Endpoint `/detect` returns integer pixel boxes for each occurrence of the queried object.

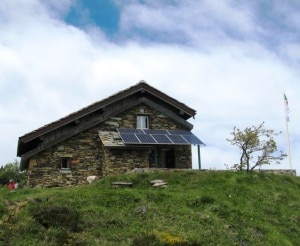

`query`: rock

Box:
[105,121,120,127]
[111,181,133,188]
[152,182,167,187]
[150,179,165,184]
[87,175,98,184]
[150,179,167,188]
[134,205,147,216]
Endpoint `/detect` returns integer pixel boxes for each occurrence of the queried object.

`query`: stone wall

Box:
[102,148,152,176]
[27,103,193,187]
[117,103,185,130]
[174,145,192,168]
[27,126,103,187]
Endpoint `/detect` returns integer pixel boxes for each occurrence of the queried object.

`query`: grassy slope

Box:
[0,171,299,245]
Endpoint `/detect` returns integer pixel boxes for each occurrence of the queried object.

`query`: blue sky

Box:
[65,0,120,35]
[0,0,299,174]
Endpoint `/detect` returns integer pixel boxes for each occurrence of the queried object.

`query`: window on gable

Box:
[61,158,70,169]
[136,115,149,129]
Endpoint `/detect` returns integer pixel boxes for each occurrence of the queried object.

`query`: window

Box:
[136,115,149,129]
[61,158,70,169]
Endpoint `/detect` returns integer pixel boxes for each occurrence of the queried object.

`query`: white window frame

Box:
[136,115,149,129]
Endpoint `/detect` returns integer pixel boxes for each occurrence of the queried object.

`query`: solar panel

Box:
[152,134,172,144]
[144,129,168,135]
[117,128,204,145]
[120,133,140,144]
[118,128,144,134]
[182,135,204,145]
[168,135,189,144]
[118,128,133,133]
[168,130,193,135]
[136,133,157,144]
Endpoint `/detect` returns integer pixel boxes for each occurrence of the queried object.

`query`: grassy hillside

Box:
[0,171,299,245]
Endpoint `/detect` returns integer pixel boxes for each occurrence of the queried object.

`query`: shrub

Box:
[30,205,80,232]
[0,160,27,186]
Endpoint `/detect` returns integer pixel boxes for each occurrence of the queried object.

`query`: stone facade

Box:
[102,148,152,176]
[26,104,192,187]
[27,126,103,187]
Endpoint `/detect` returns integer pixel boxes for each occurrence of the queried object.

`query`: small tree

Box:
[0,159,27,186]
[227,122,286,172]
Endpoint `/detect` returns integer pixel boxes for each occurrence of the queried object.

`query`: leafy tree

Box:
[227,122,286,172]
[0,159,27,186]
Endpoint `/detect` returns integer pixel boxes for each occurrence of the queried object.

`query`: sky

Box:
[0,0,299,175]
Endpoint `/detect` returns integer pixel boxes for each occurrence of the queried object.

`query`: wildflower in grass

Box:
[155,231,187,245]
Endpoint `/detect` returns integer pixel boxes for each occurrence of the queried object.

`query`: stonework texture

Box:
[26,104,193,187]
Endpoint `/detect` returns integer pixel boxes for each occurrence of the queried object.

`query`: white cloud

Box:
[0,0,299,175]
[118,0,261,47]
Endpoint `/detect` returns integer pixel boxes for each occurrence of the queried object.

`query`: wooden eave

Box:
[17,81,196,157]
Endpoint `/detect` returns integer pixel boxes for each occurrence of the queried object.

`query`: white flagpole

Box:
[284,94,292,169]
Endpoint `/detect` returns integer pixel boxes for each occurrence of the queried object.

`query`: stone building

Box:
[17,81,204,187]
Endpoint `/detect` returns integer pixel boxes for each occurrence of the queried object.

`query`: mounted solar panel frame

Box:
[117,128,204,146]
[118,128,144,134]
[182,134,204,145]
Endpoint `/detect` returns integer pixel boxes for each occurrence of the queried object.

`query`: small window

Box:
[136,115,149,129]
[61,158,70,169]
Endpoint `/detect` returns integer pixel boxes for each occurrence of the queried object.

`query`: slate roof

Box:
[98,131,125,147]
[17,81,197,158]
[18,81,196,144]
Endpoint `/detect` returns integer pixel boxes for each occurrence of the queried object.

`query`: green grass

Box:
[0,171,299,245]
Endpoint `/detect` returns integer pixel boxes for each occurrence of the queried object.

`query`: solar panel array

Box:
[117,128,203,145]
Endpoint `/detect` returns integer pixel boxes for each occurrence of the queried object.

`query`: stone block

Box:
[105,121,120,127]
[57,146,65,151]
[110,117,122,121]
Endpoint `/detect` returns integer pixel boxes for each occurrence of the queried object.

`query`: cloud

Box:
[117,0,300,69]
[117,0,259,46]
[0,0,299,175]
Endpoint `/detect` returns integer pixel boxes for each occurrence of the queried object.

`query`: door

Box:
[165,149,175,168]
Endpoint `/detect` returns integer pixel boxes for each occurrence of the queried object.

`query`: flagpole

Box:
[285,116,292,169]
[284,94,292,169]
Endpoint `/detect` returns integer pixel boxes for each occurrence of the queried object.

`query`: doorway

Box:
[165,149,175,168]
